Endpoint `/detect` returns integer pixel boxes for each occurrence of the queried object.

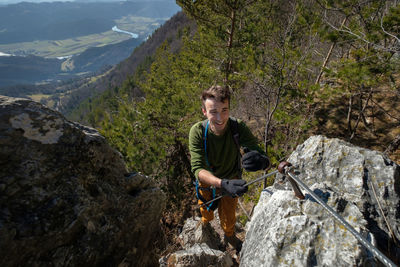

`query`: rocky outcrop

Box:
[165,243,233,267]
[160,217,233,267]
[0,96,166,266]
[241,135,400,266]
[178,217,222,250]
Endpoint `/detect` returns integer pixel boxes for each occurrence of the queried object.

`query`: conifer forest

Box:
[72,0,400,241]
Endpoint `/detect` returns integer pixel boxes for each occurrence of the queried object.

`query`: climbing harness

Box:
[280,165,397,267]
[195,180,219,211]
[203,120,211,168]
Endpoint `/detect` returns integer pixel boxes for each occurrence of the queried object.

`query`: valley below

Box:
[0,0,180,90]
[0,16,158,58]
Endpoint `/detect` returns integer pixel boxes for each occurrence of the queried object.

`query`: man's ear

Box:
[202,108,207,117]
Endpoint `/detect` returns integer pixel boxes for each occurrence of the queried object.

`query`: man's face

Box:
[202,98,230,136]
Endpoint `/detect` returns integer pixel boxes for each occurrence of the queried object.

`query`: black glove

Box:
[221,179,248,197]
[242,148,270,172]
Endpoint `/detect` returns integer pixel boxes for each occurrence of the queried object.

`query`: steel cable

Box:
[285,168,397,267]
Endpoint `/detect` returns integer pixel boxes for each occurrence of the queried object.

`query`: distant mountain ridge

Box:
[61,11,194,116]
[0,11,194,115]
[68,37,143,73]
[0,37,143,88]
[0,0,181,88]
[0,1,180,44]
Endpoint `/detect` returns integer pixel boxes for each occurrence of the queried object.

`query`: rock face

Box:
[0,96,166,266]
[166,243,233,267]
[178,217,222,250]
[241,135,400,266]
[159,217,233,267]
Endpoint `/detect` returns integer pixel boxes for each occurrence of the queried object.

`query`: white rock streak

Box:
[10,113,64,144]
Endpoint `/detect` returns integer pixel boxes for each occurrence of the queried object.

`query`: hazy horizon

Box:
[0,0,113,4]
[0,0,176,5]
[0,0,85,4]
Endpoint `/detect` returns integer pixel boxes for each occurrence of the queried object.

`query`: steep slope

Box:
[56,11,193,116]
[0,38,143,88]
[64,37,144,73]
[0,55,65,87]
[0,1,180,44]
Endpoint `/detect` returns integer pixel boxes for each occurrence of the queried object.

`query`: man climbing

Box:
[189,85,270,251]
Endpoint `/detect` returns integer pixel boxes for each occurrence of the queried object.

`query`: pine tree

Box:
[319,0,400,140]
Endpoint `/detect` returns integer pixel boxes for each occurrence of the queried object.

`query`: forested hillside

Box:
[71,0,400,254]
[0,1,179,44]
[0,0,181,87]
[0,37,144,88]
[63,11,193,117]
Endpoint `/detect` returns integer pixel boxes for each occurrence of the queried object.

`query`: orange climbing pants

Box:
[197,181,238,237]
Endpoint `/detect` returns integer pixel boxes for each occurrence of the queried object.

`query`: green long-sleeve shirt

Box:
[189,118,265,180]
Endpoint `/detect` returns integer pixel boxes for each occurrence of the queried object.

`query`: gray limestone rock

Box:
[0,96,166,266]
[241,135,400,267]
[161,216,232,267]
[179,216,222,250]
[165,243,233,267]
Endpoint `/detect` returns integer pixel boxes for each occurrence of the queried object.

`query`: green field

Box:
[116,15,162,35]
[0,16,162,58]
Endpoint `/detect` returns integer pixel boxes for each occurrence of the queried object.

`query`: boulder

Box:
[0,96,166,266]
[178,217,222,250]
[159,216,233,267]
[241,135,400,266]
[163,243,233,267]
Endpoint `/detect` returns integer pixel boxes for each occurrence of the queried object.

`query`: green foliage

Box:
[75,0,400,219]
[321,1,399,93]
[241,169,276,206]
[383,4,400,34]
[177,0,259,89]
[238,214,248,226]
[241,0,320,160]
[99,36,220,207]
[313,1,400,140]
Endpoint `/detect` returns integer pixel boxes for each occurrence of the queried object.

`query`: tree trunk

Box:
[225,8,237,85]
[347,94,353,133]
[315,17,347,84]
[350,90,373,140]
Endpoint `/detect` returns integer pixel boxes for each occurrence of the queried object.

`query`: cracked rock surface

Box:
[0,96,165,266]
[241,135,400,267]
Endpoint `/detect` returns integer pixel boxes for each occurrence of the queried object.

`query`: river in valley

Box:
[112,26,138,38]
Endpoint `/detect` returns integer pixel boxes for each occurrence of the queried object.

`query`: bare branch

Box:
[384,134,400,156]
[369,98,400,122]
[323,11,400,53]
[380,15,400,44]
[349,88,373,140]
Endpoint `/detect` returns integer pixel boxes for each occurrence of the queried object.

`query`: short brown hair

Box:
[201,85,231,109]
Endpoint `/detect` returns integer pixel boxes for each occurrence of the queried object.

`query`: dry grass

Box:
[313,87,400,163]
